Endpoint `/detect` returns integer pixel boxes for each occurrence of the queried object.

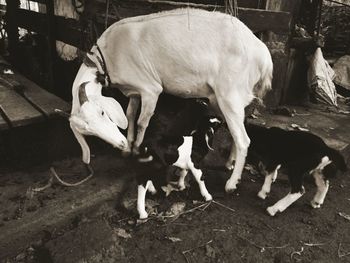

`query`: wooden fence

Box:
[2,0,298,104]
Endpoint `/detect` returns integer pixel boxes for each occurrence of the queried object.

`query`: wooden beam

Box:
[239,8,291,34]
[16,8,47,34]
[99,1,291,34]
[45,0,56,92]
[4,0,20,61]
[16,9,87,49]
[15,1,291,52]
[2,68,71,117]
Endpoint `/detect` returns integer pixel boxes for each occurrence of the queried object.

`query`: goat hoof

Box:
[311,200,321,209]
[179,185,186,191]
[132,147,140,156]
[139,211,148,219]
[121,150,132,157]
[225,186,237,193]
[205,194,213,201]
[266,206,277,216]
[257,191,268,200]
[149,189,157,195]
[225,180,238,193]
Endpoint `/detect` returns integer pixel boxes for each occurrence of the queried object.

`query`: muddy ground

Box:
[1,104,350,263]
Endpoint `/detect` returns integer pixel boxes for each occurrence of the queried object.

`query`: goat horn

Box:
[78,82,89,106]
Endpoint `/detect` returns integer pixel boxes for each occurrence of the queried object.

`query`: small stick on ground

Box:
[237,235,289,252]
[290,247,304,260]
[338,243,350,258]
[212,200,235,212]
[303,242,327,247]
[260,220,276,232]
[182,239,213,260]
[160,202,211,221]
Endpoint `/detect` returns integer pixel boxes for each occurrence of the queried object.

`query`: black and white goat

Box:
[136,115,222,219]
[246,123,347,216]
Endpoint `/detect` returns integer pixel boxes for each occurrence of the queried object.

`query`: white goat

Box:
[70,8,273,192]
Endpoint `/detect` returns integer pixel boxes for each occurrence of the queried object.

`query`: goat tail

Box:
[327,147,348,172]
[254,52,273,100]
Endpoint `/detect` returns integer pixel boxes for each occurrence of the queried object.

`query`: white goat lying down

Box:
[69,8,273,193]
[136,115,222,219]
[246,123,347,216]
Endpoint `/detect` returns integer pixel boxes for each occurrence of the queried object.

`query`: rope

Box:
[225,0,239,17]
[32,163,94,192]
[105,0,110,30]
[50,165,94,187]
[96,44,111,86]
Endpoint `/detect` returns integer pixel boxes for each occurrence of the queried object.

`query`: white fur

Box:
[178,169,188,190]
[266,156,333,215]
[69,64,128,164]
[137,180,157,219]
[310,156,331,208]
[172,137,193,168]
[172,136,212,201]
[137,184,148,219]
[267,189,304,216]
[257,164,281,199]
[70,9,273,191]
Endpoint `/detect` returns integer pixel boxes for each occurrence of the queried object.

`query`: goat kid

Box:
[246,123,347,216]
[70,8,273,194]
[136,116,222,219]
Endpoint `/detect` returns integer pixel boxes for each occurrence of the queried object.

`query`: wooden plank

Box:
[0,63,70,117]
[239,7,291,34]
[10,72,71,117]
[0,83,44,129]
[0,109,9,130]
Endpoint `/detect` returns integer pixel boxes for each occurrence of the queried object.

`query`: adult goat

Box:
[70,8,273,192]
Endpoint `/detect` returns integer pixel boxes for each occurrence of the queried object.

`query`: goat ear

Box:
[69,115,88,133]
[97,96,128,129]
[70,123,91,164]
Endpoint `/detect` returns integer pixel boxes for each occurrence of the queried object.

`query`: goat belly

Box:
[171,136,193,169]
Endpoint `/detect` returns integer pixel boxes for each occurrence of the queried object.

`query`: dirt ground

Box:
[1,104,350,263]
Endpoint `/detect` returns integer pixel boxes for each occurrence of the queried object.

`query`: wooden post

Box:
[45,0,56,93]
[4,0,20,63]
